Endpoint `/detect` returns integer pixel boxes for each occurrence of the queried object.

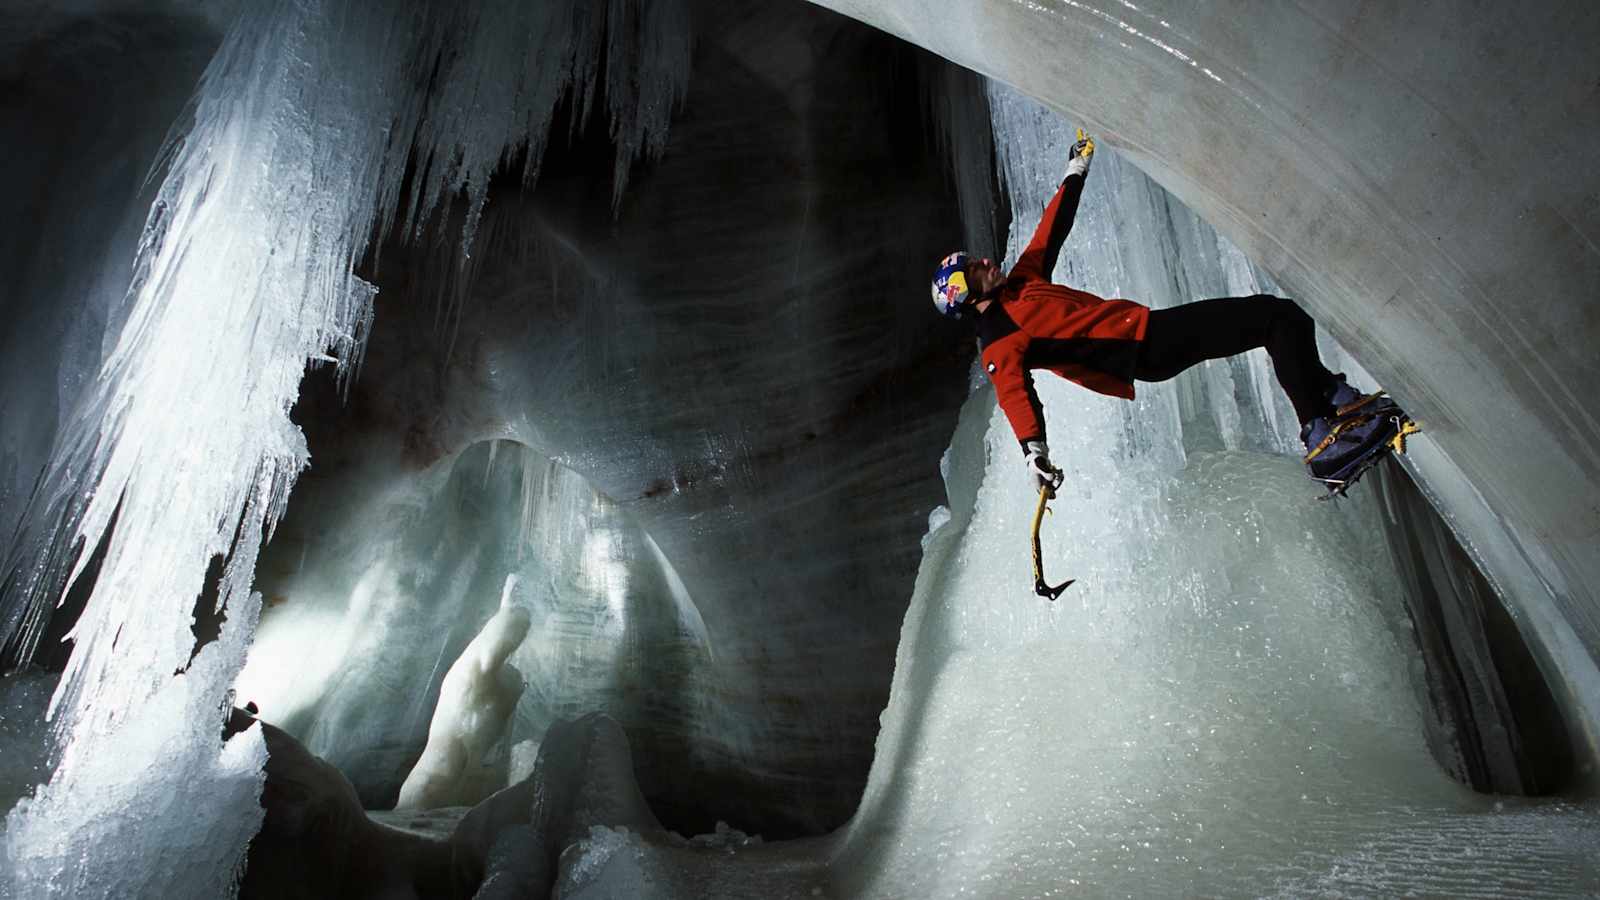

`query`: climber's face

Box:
[967,257,1005,297]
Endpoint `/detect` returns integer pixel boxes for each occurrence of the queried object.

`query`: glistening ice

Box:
[0,0,689,895]
[0,3,1595,898]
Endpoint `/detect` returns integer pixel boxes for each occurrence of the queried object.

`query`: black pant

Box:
[1133,295,1336,424]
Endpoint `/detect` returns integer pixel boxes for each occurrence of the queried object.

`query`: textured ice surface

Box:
[810,0,1600,777]
[554,825,832,900]
[463,714,830,900]
[3,3,1587,890]
[224,2,985,834]
[0,0,690,895]
[2,591,268,899]
[557,825,649,895]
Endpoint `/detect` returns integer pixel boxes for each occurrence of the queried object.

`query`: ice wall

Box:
[0,1,690,895]
[825,88,1600,898]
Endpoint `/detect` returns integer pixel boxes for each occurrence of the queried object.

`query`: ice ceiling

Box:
[0,0,1597,898]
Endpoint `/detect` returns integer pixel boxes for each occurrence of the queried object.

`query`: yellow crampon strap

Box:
[1030,485,1074,601]
[1305,413,1422,464]
[1304,392,1392,463]
[1303,414,1372,463]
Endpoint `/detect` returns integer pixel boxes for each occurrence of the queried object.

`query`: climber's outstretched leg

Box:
[1134,294,1338,421]
[1133,294,1415,494]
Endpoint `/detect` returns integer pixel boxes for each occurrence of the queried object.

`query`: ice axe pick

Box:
[1030,484,1075,600]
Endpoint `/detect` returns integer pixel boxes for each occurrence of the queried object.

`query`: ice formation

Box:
[1,0,689,895]
[810,0,1600,767]
[233,440,715,810]
[395,576,531,810]
[2,1,1596,896]
[457,713,832,900]
[0,670,58,822]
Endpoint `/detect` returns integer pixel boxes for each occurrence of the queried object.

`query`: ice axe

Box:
[1030,484,1074,600]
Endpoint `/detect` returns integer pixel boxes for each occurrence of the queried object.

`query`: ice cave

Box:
[1,0,1598,897]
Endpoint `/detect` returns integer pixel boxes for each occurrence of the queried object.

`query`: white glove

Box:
[1023,440,1064,494]
[1064,128,1094,179]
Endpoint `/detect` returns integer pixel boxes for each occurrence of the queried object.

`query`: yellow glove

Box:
[1066,127,1094,179]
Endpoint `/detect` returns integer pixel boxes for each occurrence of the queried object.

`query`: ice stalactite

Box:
[0,0,690,895]
[0,12,217,570]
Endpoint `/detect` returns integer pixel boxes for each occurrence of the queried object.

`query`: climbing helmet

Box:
[931,251,973,318]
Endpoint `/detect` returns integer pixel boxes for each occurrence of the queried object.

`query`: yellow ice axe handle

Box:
[1030,485,1075,601]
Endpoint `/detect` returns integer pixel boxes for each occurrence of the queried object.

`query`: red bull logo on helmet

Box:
[932,251,971,318]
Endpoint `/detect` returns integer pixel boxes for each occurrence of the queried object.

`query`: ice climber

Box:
[931,131,1411,496]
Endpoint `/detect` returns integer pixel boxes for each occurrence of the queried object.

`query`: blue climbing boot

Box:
[1303,411,1398,480]
[1301,381,1420,497]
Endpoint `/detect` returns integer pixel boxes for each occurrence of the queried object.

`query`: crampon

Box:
[1303,393,1421,499]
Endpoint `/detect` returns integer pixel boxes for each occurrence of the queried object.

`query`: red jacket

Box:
[978,172,1149,446]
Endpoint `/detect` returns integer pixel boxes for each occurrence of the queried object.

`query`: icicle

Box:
[484,438,501,489]
[520,449,542,560]
[603,0,694,211]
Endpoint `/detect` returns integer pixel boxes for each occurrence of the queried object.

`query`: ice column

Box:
[0,0,689,896]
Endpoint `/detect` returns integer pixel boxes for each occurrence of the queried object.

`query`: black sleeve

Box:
[1036,172,1087,280]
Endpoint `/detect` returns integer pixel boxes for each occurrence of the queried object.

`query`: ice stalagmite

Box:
[0,0,689,895]
[396,576,531,811]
